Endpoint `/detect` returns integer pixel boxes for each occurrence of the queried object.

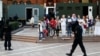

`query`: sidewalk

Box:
[13,28,39,37]
[12,27,100,43]
[13,27,94,37]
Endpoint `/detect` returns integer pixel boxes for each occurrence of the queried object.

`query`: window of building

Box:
[58,6,64,10]
[67,7,72,10]
[75,7,80,10]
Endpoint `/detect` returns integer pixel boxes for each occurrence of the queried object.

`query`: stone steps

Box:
[12,35,38,43]
[12,35,100,43]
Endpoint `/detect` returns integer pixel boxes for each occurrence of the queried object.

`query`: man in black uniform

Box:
[66,21,87,56]
[4,21,13,51]
[0,19,4,41]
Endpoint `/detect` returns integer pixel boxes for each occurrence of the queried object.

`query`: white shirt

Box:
[30,17,34,24]
[39,22,43,32]
[68,19,72,22]
[60,18,66,26]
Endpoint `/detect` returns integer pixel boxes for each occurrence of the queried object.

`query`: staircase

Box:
[38,35,100,43]
[12,35,100,43]
[12,35,38,43]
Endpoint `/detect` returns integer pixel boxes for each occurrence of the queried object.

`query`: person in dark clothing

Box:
[66,21,87,56]
[4,22,13,51]
[0,19,4,41]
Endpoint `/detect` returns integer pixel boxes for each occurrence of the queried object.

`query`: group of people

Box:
[38,13,88,56]
[38,13,96,40]
[0,19,13,51]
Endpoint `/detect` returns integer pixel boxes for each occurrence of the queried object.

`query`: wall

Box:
[56,3,97,18]
[82,0,89,3]
[8,4,44,20]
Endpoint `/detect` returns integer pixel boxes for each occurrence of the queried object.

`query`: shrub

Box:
[9,21,19,30]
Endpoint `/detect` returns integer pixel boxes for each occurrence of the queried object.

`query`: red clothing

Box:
[50,19,56,28]
[43,29,48,35]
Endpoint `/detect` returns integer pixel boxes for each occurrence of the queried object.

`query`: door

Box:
[48,8,55,18]
[26,8,32,21]
[33,8,39,24]
[83,6,88,16]
[45,7,55,20]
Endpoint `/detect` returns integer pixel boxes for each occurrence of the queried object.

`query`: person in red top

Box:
[50,17,56,29]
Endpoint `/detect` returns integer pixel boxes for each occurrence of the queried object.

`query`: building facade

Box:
[2,0,100,24]
[3,0,99,4]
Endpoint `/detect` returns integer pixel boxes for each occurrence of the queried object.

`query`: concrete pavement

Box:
[13,27,94,38]
[0,41,100,56]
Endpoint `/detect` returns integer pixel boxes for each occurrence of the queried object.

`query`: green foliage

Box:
[9,21,19,30]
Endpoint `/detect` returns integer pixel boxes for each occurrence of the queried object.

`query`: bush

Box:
[18,19,26,26]
[9,21,19,30]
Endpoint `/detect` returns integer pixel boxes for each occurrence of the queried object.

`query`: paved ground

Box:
[13,28,39,37]
[1,27,99,56]
[0,41,100,56]
[13,28,94,37]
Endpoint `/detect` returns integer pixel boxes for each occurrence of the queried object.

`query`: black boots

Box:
[5,47,7,50]
[5,47,13,51]
[66,53,87,56]
[8,48,13,51]
[83,54,87,56]
[66,53,72,56]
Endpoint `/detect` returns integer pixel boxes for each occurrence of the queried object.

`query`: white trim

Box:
[45,3,56,16]
[45,6,56,15]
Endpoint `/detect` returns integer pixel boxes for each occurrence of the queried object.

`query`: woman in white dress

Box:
[94,16,100,35]
[60,15,66,37]
[30,16,34,28]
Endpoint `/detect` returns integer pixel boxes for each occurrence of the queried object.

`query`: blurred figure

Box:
[82,16,88,34]
[71,13,78,35]
[55,16,60,37]
[50,17,56,30]
[94,16,100,35]
[71,14,77,22]
[66,21,87,56]
[77,15,81,20]
[44,17,49,33]
[0,17,4,41]
[88,16,94,34]
[49,17,57,38]
[4,21,13,51]
[60,15,66,37]
[66,15,72,37]
[30,16,34,28]
[38,20,45,41]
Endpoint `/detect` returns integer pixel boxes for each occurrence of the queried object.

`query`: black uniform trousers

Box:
[0,31,3,40]
[70,38,86,55]
[0,28,3,40]
[4,36,11,48]
[4,40,11,48]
